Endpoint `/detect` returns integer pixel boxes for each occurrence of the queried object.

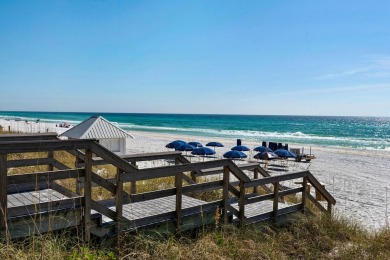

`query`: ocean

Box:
[0,111,389,150]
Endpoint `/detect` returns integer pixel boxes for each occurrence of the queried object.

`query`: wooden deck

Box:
[0,134,336,240]
[8,189,80,218]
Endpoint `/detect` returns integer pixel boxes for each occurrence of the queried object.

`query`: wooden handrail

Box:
[0,133,58,142]
[227,161,251,182]
[244,171,309,188]
[121,159,231,182]
[7,169,85,184]
[89,142,138,173]
[307,172,336,205]
[0,139,95,153]
[76,151,183,167]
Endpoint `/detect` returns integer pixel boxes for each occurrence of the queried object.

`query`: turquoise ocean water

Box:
[0,111,389,150]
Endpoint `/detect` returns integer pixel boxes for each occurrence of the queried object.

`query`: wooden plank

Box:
[244,212,273,225]
[278,187,304,197]
[66,149,86,162]
[0,139,94,153]
[256,166,271,178]
[122,201,221,230]
[244,171,309,188]
[306,192,327,214]
[91,200,117,220]
[130,189,176,203]
[327,202,333,215]
[228,184,240,198]
[194,162,259,177]
[0,153,7,229]
[8,197,83,219]
[51,159,71,170]
[177,155,203,182]
[121,159,230,182]
[0,133,58,141]
[91,172,117,194]
[228,161,251,182]
[78,151,183,167]
[7,169,85,185]
[222,166,229,224]
[116,169,123,224]
[182,173,196,185]
[278,204,303,215]
[7,158,53,168]
[182,180,223,194]
[253,168,259,193]
[245,193,274,205]
[7,182,49,194]
[273,182,279,221]
[175,172,183,229]
[50,181,80,198]
[47,151,54,171]
[307,172,336,205]
[89,142,137,173]
[238,180,245,225]
[302,177,307,212]
[130,162,137,194]
[84,149,92,242]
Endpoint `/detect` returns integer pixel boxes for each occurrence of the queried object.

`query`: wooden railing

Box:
[0,135,336,241]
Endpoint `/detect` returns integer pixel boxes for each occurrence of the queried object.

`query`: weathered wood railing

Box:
[0,134,336,241]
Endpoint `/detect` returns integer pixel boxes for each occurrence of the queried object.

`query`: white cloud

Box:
[315,55,390,80]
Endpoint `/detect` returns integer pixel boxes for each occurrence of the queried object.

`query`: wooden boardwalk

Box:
[0,134,336,240]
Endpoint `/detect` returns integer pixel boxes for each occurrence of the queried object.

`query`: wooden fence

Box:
[0,133,336,241]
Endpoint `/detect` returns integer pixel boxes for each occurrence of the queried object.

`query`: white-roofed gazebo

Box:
[60,115,133,155]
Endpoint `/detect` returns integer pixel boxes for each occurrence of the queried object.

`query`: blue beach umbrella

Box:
[273,149,297,158]
[191,147,216,156]
[175,144,196,151]
[166,140,187,149]
[188,142,203,148]
[231,145,250,152]
[206,142,224,148]
[254,152,278,160]
[254,146,273,152]
[223,150,247,159]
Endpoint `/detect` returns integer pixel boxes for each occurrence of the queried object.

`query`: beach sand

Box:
[127,131,390,231]
[1,118,390,231]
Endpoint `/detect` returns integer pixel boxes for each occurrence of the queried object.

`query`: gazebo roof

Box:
[60,116,134,139]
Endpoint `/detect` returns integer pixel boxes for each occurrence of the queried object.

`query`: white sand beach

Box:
[1,118,390,231]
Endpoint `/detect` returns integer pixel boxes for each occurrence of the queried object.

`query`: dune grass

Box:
[1,214,389,259]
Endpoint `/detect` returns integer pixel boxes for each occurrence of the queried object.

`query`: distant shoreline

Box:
[0,111,389,151]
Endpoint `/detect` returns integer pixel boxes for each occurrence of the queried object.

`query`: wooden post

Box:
[222,166,230,224]
[239,180,245,226]
[116,167,123,236]
[327,202,333,215]
[84,149,92,242]
[253,168,259,194]
[175,157,180,165]
[130,162,137,194]
[175,172,183,230]
[0,153,7,234]
[190,171,197,183]
[273,182,279,223]
[47,151,54,171]
[302,177,308,213]
[75,156,83,195]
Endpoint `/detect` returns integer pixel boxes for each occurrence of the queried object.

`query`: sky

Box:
[0,1,390,116]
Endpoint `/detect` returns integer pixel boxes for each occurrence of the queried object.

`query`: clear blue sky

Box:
[1,1,389,116]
